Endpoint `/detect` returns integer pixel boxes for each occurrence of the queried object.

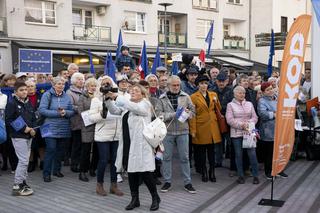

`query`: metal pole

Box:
[271,176,274,201]
[164,5,167,68]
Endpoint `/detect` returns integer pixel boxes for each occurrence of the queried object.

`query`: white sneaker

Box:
[12,184,33,196]
[117,174,123,183]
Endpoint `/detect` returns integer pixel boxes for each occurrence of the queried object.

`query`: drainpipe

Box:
[248,0,252,60]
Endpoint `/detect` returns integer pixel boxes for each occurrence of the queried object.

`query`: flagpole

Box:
[159,1,173,68]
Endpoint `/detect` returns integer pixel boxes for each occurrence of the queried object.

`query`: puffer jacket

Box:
[39,88,74,138]
[66,85,83,131]
[257,95,277,142]
[226,98,258,138]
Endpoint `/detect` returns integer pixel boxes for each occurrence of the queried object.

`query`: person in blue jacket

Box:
[39,76,74,183]
[115,45,136,71]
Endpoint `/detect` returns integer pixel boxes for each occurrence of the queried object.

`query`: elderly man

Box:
[208,67,219,91]
[156,75,196,194]
[67,63,79,78]
[156,66,168,78]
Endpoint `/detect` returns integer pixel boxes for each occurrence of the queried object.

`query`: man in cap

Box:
[16,73,27,82]
[156,66,168,78]
[181,67,198,96]
[213,72,234,168]
[115,45,135,71]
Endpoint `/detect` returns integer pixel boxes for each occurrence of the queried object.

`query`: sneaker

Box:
[265,174,273,180]
[253,177,260,184]
[184,184,196,194]
[237,176,245,184]
[160,182,172,193]
[277,172,288,178]
[22,180,31,189]
[12,184,33,196]
[117,174,123,183]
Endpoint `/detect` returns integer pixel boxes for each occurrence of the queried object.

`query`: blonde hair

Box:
[84,77,97,88]
[132,83,148,99]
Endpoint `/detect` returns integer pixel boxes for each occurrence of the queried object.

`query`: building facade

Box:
[0,0,311,74]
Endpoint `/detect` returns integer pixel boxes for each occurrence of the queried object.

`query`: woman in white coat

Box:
[105,84,160,211]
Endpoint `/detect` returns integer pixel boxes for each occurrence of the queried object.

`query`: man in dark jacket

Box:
[115,45,135,71]
[213,72,233,168]
[5,81,36,196]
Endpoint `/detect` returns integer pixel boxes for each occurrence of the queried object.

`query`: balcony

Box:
[73,24,111,42]
[223,36,246,50]
[0,17,7,37]
[158,32,187,48]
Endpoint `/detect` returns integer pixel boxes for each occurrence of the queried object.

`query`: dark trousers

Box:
[262,141,274,175]
[80,143,92,173]
[128,172,158,196]
[193,144,215,168]
[227,138,236,171]
[90,142,98,172]
[43,138,66,177]
[96,141,118,183]
[0,138,18,171]
[71,130,82,167]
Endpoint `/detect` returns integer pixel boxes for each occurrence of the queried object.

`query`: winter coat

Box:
[181,81,198,95]
[77,91,95,143]
[5,95,37,139]
[115,54,136,70]
[106,96,155,173]
[155,90,195,136]
[189,91,222,144]
[88,97,122,142]
[66,86,83,131]
[39,88,74,138]
[0,92,7,119]
[213,86,233,115]
[257,95,277,142]
[226,99,258,138]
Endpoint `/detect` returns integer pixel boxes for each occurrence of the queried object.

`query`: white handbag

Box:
[143,107,173,148]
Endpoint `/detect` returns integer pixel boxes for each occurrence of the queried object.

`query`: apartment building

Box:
[0,0,311,74]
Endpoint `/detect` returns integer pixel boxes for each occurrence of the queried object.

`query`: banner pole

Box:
[271,176,274,201]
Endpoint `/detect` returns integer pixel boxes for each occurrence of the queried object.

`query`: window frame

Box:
[123,11,147,33]
[281,16,288,33]
[25,0,57,26]
[196,19,214,38]
[227,0,241,5]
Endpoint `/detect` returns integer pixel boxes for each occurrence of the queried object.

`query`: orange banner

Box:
[272,15,311,176]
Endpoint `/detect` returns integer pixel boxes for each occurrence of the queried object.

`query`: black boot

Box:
[202,166,208,182]
[79,172,89,182]
[150,192,160,211]
[209,166,216,182]
[125,193,140,210]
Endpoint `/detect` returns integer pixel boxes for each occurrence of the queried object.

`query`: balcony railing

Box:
[0,17,7,37]
[73,24,111,42]
[158,32,187,48]
[223,38,246,50]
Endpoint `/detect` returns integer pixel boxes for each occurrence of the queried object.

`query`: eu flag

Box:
[151,46,163,75]
[205,22,214,56]
[312,0,320,26]
[171,61,179,75]
[88,49,95,74]
[116,30,123,59]
[40,123,53,138]
[267,29,275,77]
[107,53,116,82]
[10,116,26,132]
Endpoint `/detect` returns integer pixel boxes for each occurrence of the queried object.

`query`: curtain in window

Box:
[25,0,42,23]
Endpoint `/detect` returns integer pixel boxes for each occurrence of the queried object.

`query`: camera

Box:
[100,84,118,94]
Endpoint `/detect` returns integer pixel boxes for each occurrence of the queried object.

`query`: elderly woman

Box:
[105,84,160,211]
[0,74,16,88]
[77,78,98,182]
[189,75,222,183]
[39,76,74,182]
[145,74,161,98]
[25,80,45,172]
[66,72,85,173]
[226,86,259,184]
[258,82,288,179]
[88,76,124,197]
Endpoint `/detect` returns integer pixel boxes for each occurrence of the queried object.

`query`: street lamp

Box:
[158,0,173,68]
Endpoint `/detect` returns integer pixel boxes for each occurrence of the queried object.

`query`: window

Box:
[193,0,217,10]
[228,0,240,4]
[196,19,213,38]
[25,0,56,25]
[281,16,288,33]
[72,9,94,27]
[72,9,82,25]
[223,24,230,37]
[123,11,146,32]
[85,11,93,28]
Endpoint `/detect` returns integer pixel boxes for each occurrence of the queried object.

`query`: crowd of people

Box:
[0,46,313,211]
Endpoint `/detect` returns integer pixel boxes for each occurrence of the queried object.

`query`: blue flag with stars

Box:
[10,116,26,132]
[19,49,52,74]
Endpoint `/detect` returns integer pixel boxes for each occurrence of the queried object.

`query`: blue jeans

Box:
[215,133,229,165]
[232,137,259,177]
[162,134,191,185]
[43,138,67,177]
[96,141,118,183]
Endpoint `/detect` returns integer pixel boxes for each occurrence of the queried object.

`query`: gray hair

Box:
[70,72,85,85]
[145,74,158,83]
[51,76,65,86]
[167,75,181,85]
[25,79,36,86]
[85,77,97,88]
[236,73,249,85]
[233,85,246,95]
[67,63,79,71]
